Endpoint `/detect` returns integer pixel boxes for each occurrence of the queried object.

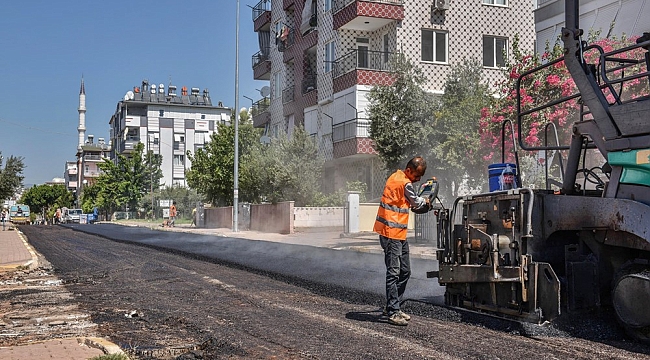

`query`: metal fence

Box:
[333,49,394,78]
[414,211,437,243]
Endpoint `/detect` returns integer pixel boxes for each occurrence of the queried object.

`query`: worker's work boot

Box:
[388,313,408,326]
[396,310,411,321]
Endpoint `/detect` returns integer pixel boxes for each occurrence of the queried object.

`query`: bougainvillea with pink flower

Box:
[478,33,649,167]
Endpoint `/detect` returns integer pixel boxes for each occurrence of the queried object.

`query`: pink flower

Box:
[546,74,561,86]
[509,68,519,79]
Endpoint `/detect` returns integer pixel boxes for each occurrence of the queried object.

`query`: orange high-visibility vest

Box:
[374,170,411,240]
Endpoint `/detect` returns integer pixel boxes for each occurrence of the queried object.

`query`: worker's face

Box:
[406,166,426,183]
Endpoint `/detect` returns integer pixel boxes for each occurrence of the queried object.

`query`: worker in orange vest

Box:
[374,156,432,326]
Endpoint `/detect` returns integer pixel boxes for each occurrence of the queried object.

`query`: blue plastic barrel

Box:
[488,163,518,191]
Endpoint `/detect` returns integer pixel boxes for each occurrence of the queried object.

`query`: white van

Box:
[63,208,83,223]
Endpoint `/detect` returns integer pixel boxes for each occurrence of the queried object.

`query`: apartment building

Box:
[251,0,535,198]
[109,80,231,187]
[535,0,650,54]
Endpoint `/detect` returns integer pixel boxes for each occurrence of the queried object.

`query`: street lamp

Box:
[243,95,254,109]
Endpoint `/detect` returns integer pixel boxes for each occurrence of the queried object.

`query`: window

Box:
[325,41,336,73]
[483,36,508,68]
[148,132,159,145]
[159,110,164,117]
[201,114,205,119]
[324,0,332,11]
[173,134,185,150]
[173,155,185,166]
[357,38,369,68]
[421,29,447,63]
[273,72,282,98]
[194,132,206,145]
[483,0,507,5]
[383,33,390,63]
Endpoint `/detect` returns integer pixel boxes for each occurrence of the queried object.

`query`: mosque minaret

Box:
[78,77,86,151]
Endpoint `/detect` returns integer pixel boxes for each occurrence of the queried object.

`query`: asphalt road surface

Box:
[15,225,650,359]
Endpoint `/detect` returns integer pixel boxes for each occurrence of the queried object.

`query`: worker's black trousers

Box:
[380,235,411,315]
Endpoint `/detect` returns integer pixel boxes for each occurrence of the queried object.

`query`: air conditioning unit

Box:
[432,0,450,12]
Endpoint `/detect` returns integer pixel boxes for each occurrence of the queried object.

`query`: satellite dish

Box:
[260,136,271,144]
[126,90,134,100]
[151,84,157,93]
[159,83,165,93]
[259,86,271,98]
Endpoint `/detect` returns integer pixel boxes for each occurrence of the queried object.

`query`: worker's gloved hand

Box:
[411,206,430,214]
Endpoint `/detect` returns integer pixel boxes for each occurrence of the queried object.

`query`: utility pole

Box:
[233,0,240,232]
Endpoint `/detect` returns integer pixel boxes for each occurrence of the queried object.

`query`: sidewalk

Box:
[0,226,123,360]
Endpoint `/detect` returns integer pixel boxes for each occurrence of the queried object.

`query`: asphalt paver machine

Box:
[429,0,650,341]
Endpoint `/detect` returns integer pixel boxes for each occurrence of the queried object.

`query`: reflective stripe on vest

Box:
[374,170,410,240]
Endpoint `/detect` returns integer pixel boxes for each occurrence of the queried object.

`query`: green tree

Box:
[20,184,73,220]
[433,58,495,198]
[80,184,100,213]
[0,152,25,201]
[95,142,162,212]
[186,110,264,205]
[257,126,324,206]
[367,55,437,173]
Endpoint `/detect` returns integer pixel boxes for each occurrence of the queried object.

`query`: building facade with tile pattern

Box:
[251,0,535,199]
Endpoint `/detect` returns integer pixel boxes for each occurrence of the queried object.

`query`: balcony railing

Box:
[332,118,370,142]
[83,154,104,161]
[277,28,295,52]
[252,0,271,20]
[282,85,295,104]
[302,73,317,94]
[251,97,270,116]
[333,49,394,78]
[333,0,403,13]
[252,48,270,68]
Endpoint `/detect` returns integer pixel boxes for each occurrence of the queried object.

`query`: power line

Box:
[0,117,78,137]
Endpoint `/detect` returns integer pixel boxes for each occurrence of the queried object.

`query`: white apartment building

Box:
[109,80,231,187]
[251,0,536,198]
[535,0,650,54]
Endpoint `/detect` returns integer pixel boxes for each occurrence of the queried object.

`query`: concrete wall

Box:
[202,203,415,234]
[204,206,232,229]
[250,201,294,234]
[359,203,378,232]
[294,207,344,230]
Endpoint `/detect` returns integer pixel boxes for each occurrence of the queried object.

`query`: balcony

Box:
[333,0,404,31]
[277,27,295,53]
[282,85,295,104]
[251,97,271,128]
[332,49,396,91]
[83,154,104,161]
[332,118,377,158]
[302,73,317,94]
[252,48,271,80]
[253,0,271,32]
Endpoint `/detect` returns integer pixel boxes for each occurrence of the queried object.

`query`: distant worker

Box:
[1,208,6,231]
[374,156,432,326]
[55,208,61,225]
[169,201,177,227]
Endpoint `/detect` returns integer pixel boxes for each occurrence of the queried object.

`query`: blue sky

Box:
[0,1,267,186]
